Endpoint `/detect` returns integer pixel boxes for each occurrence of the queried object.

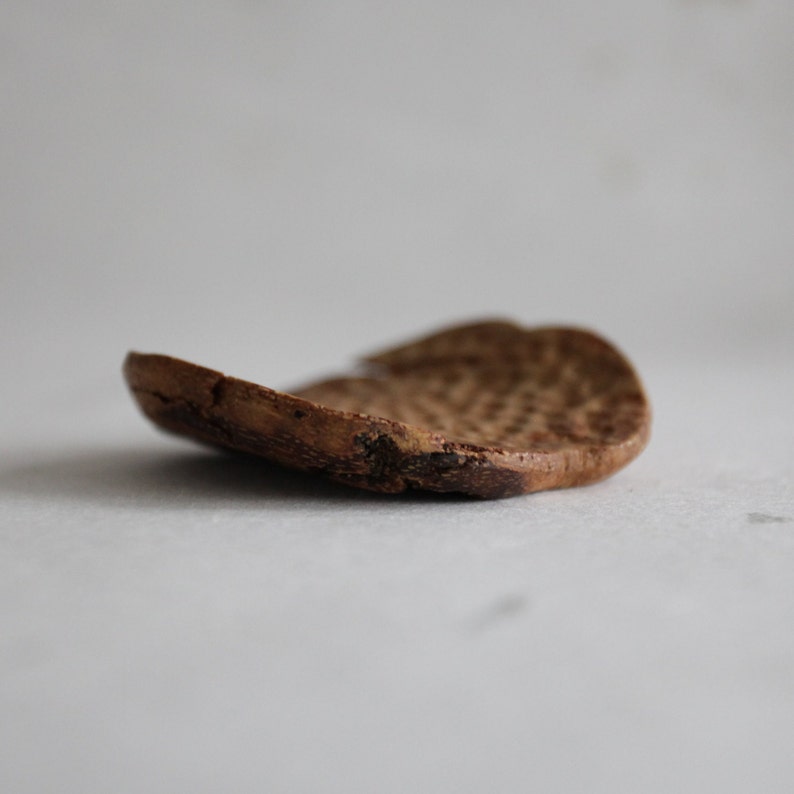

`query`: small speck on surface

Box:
[470,594,529,632]
[747,512,791,524]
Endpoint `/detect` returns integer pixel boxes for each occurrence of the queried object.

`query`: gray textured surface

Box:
[2,2,793,792]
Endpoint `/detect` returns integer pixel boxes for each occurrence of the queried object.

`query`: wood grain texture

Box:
[123,320,650,498]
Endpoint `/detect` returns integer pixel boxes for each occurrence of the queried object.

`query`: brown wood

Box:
[123,320,651,498]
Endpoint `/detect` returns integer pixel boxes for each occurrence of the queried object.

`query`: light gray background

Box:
[2,2,793,792]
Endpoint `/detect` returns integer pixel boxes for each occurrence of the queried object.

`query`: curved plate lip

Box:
[123,322,651,498]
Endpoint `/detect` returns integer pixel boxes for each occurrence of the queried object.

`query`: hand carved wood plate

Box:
[124,320,650,498]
